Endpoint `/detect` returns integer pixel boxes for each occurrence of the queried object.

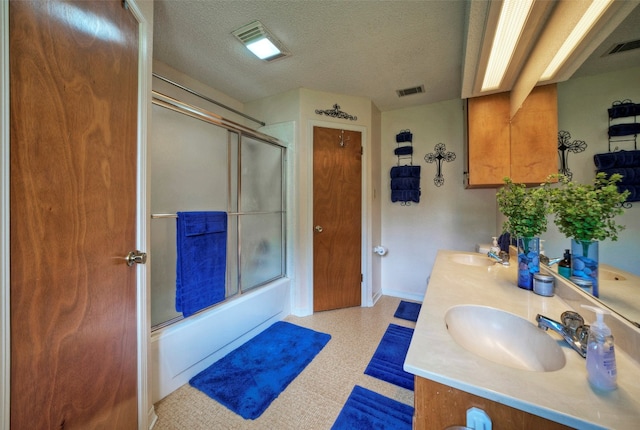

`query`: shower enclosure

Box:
[150,93,286,329]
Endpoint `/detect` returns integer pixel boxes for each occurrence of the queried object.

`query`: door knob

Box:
[125,250,147,266]
[315,225,323,233]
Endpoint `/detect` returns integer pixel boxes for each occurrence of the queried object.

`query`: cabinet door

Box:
[511,84,558,185]
[414,377,573,430]
[466,92,511,188]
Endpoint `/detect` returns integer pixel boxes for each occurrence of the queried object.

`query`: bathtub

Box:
[150,278,291,402]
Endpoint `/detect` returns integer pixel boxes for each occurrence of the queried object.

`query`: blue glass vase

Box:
[517,236,540,290]
[571,239,599,297]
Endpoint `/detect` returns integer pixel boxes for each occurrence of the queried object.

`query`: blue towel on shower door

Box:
[176,211,227,317]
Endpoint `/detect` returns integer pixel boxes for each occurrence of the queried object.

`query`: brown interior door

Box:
[9,1,139,428]
[313,126,362,312]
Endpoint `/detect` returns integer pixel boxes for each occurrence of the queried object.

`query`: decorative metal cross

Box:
[424,143,456,186]
[558,130,587,181]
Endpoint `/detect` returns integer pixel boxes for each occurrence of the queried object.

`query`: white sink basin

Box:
[445,305,566,372]
[449,253,494,267]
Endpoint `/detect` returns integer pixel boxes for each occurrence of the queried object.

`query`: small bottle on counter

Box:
[558,249,571,279]
[582,305,617,391]
[489,236,501,254]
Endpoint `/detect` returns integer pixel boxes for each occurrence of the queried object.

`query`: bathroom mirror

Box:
[541,5,640,329]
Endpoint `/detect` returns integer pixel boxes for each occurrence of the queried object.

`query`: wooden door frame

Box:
[0,1,153,429]
[304,120,372,314]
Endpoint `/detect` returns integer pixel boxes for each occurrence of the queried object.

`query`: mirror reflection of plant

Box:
[548,173,629,244]
[496,178,552,239]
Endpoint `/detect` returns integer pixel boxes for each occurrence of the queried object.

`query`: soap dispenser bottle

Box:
[558,249,571,279]
[581,305,617,391]
[489,237,501,255]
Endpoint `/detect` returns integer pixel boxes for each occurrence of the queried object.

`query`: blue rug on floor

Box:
[394,301,421,322]
[364,324,415,391]
[331,385,413,430]
[189,321,331,419]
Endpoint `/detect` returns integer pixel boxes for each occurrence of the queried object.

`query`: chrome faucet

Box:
[540,255,562,266]
[536,311,589,358]
[487,251,510,266]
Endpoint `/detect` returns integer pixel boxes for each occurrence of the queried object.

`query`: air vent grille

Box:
[396,85,425,97]
[606,39,640,55]
[232,21,268,44]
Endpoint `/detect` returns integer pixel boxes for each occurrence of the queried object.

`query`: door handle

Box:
[315,225,323,233]
[125,250,147,266]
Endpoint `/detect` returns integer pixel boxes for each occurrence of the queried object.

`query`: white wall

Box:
[543,66,640,275]
[380,100,498,300]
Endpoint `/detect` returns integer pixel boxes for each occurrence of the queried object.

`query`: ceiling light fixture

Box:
[540,0,614,81]
[481,0,535,91]
[232,20,289,61]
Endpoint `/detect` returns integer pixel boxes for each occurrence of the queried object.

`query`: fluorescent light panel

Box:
[540,0,613,80]
[247,38,281,60]
[481,0,535,91]
[232,20,289,61]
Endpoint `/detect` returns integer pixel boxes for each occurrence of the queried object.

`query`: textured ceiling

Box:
[573,3,640,79]
[153,1,640,113]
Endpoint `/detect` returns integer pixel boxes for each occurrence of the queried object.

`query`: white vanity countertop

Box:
[404,249,640,430]
[582,263,639,326]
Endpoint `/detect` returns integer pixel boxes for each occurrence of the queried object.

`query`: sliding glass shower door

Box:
[149,102,286,329]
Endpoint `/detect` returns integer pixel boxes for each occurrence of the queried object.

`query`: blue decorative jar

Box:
[571,239,599,297]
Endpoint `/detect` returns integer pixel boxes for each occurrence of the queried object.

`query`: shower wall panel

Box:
[150,104,231,326]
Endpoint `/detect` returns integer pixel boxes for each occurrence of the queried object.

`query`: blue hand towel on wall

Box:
[608,123,640,137]
[600,167,640,185]
[619,184,640,202]
[390,166,420,203]
[176,211,227,317]
[594,150,640,170]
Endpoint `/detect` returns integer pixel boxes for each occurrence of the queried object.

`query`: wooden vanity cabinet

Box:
[465,84,558,188]
[414,377,573,430]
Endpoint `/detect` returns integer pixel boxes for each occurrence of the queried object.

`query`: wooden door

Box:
[10,1,139,428]
[313,126,362,312]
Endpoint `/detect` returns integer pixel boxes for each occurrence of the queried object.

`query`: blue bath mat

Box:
[331,385,413,430]
[189,321,331,419]
[364,324,415,391]
[393,301,421,322]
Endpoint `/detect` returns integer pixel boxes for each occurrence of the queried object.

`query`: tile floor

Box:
[152,296,416,429]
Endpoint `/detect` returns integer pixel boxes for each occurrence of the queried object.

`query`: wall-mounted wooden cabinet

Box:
[465,84,558,188]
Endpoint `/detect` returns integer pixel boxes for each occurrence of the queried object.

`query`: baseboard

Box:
[382,288,424,303]
[371,289,383,305]
[147,405,158,429]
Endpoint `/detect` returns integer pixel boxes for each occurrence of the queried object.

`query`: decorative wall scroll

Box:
[424,143,456,186]
[558,130,587,181]
[315,103,358,121]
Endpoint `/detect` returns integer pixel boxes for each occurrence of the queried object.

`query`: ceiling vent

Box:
[396,85,425,97]
[232,20,290,61]
[605,39,640,56]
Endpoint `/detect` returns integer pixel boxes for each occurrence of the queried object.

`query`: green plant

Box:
[496,177,551,238]
[549,172,629,243]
